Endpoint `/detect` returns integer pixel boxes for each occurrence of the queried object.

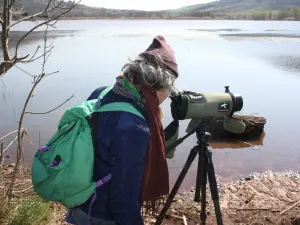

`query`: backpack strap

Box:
[95,102,145,120]
[98,86,112,98]
[95,86,145,120]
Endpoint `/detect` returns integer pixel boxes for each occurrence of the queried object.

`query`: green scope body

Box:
[170,90,243,120]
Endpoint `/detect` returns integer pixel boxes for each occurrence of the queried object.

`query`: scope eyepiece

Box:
[170,92,189,120]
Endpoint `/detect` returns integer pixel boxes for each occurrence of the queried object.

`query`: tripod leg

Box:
[155,146,200,225]
[200,155,208,225]
[194,149,204,202]
[206,149,223,225]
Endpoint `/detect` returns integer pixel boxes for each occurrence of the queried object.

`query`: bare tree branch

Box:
[0,0,82,76]
[14,64,36,78]
[45,70,59,76]
[0,130,18,141]
[9,0,55,28]
[14,1,80,60]
[8,0,16,9]
[2,135,17,153]
[1,0,11,62]
[0,142,4,166]
[5,22,58,200]
[6,72,43,200]
[26,94,74,115]
[0,76,5,87]
[2,0,80,201]
[12,5,23,15]
[24,45,41,61]
[21,46,53,64]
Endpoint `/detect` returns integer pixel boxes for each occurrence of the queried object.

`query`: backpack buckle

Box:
[96,97,103,109]
[39,146,51,152]
[48,155,62,167]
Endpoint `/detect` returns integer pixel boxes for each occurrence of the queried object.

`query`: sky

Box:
[81,0,215,11]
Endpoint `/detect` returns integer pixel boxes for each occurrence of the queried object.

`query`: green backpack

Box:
[31,87,145,209]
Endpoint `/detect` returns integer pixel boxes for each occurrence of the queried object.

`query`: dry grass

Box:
[7,197,50,225]
[0,163,300,225]
[0,163,67,225]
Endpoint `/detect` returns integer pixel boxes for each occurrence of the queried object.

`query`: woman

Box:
[66,35,179,225]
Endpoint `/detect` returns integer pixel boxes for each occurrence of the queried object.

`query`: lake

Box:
[1,20,300,188]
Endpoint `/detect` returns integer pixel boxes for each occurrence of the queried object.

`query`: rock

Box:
[245,175,253,181]
[208,114,266,140]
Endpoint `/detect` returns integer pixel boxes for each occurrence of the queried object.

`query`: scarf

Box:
[112,74,169,213]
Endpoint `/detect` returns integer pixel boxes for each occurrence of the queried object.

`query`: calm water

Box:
[1,20,300,188]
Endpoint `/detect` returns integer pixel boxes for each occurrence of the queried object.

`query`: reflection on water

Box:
[1,20,300,189]
[188,28,245,32]
[268,55,300,73]
[5,30,80,48]
[220,33,300,42]
[209,132,265,149]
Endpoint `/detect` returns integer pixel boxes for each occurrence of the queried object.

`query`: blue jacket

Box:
[79,86,150,224]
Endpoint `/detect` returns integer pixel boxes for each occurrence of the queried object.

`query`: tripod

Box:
[155,123,223,225]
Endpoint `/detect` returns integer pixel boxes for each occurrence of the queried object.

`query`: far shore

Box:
[18,16,300,22]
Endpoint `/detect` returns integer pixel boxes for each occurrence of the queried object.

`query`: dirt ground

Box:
[1,164,300,225]
[143,171,300,225]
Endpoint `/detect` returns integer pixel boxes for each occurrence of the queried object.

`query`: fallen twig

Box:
[0,184,31,191]
[229,208,280,212]
[280,200,300,215]
[166,214,183,220]
[245,193,256,204]
[11,185,33,193]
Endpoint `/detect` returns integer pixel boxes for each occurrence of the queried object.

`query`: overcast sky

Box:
[81,0,215,11]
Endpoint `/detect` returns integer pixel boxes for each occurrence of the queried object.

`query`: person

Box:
[66,35,179,225]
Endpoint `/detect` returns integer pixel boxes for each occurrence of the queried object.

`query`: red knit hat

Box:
[140,35,179,78]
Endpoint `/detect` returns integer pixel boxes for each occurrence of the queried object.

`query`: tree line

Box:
[253,7,300,20]
[226,7,300,21]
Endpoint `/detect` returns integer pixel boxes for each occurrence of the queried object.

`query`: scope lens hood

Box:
[233,94,243,112]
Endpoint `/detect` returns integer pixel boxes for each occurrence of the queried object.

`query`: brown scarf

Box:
[112,74,169,213]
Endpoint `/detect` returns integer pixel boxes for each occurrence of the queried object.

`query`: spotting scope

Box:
[170,86,245,134]
[164,86,245,159]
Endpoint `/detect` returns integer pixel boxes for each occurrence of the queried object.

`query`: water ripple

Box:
[220,33,300,42]
[268,55,300,73]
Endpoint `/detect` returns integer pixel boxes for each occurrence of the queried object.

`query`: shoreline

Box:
[145,170,300,225]
[1,163,300,225]
[18,16,300,21]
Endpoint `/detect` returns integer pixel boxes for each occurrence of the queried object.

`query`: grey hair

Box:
[122,54,177,93]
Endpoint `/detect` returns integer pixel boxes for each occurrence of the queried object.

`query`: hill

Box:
[180,0,300,13]
[7,0,300,20]
[176,0,300,20]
